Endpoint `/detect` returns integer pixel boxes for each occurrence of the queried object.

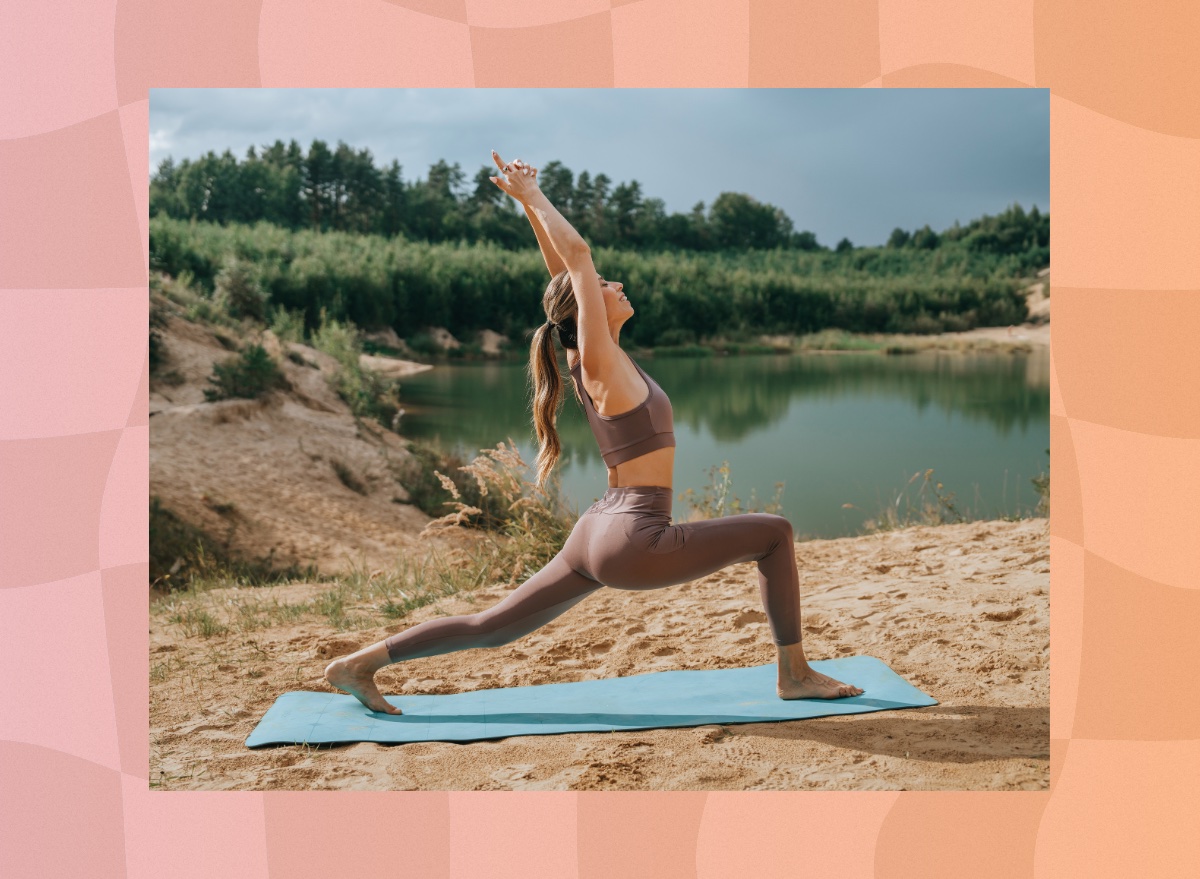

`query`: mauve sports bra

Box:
[569,354,676,468]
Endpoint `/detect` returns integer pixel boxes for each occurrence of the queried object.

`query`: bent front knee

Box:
[765,513,794,543]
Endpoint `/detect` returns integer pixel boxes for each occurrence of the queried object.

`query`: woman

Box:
[325,151,863,714]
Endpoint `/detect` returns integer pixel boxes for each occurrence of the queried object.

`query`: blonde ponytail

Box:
[530,321,566,488]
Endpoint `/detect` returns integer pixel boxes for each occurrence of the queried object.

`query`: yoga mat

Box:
[245,655,936,748]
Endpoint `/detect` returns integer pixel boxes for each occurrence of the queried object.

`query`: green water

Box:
[396,351,1050,539]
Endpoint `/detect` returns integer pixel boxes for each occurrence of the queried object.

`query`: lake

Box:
[395,350,1050,539]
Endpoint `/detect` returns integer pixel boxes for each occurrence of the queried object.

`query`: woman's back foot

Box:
[777,667,864,700]
[324,655,403,715]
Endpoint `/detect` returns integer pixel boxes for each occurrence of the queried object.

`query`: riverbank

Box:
[398,320,1050,366]
[150,516,1048,791]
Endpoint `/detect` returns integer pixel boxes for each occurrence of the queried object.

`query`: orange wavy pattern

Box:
[1,0,1197,875]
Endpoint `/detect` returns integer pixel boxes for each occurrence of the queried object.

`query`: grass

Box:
[676,460,786,520]
[840,463,1050,534]
[796,329,889,352]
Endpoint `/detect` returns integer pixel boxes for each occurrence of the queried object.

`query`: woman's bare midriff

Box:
[608,446,673,490]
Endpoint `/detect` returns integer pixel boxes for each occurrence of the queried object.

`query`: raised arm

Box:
[523,202,566,278]
[491,151,616,371]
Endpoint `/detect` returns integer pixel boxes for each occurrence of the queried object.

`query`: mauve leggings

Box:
[382,485,803,663]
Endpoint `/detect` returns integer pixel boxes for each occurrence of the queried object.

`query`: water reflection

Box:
[398,351,1050,537]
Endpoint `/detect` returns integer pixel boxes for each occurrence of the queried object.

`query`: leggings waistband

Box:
[588,485,673,516]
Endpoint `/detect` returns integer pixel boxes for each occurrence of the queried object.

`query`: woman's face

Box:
[598,274,633,323]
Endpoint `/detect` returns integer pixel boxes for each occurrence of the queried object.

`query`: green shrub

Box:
[149,297,171,372]
[395,440,477,519]
[311,309,401,427]
[406,332,441,357]
[204,344,289,401]
[213,256,269,322]
[658,328,696,346]
[270,306,307,343]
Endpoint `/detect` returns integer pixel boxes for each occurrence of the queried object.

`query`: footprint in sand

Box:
[314,637,360,659]
[731,609,767,629]
[703,606,741,619]
[491,765,536,784]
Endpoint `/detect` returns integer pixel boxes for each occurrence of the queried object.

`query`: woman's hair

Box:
[529,269,582,487]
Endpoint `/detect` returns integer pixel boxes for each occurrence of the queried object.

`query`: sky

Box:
[149,88,1048,248]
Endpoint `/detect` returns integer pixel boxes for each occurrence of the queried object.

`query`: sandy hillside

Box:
[150,517,1049,792]
[150,306,451,575]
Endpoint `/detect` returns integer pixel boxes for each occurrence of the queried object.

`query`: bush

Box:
[204,343,289,401]
[213,256,269,322]
[406,332,441,356]
[270,306,307,343]
[416,439,577,589]
[658,327,696,346]
[395,440,479,519]
[311,309,402,427]
[149,296,171,372]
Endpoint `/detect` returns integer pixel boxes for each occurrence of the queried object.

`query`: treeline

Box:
[149,139,1048,261]
[149,216,1031,345]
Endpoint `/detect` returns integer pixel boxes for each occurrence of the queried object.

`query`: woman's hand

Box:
[490,150,542,204]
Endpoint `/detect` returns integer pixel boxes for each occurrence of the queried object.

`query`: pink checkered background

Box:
[2,0,1198,876]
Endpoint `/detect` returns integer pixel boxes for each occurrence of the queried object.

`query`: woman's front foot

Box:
[324,643,402,714]
[776,641,863,699]
[778,667,864,700]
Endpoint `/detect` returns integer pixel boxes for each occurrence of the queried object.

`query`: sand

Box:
[149,516,1049,791]
[150,313,452,575]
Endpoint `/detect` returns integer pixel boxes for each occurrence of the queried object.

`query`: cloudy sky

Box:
[149,88,1048,248]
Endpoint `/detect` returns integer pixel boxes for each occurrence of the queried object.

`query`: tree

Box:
[911,224,940,249]
[304,139,335,231]
[709,192,790,250]
[835,236,854,253]
[609,180,644,244]
[887,227,911,248]
[380,160,408,238]
[792,230,820,251]
[539,161,575,213]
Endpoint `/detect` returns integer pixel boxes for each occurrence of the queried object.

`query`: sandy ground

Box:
[150,313,450,575]
[150,517,1049,791]
[939,321,1049,348]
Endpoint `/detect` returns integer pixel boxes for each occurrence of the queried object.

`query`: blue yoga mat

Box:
[245,655,936,748]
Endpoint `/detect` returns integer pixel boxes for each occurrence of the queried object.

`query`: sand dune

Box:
[150,517,1049,791]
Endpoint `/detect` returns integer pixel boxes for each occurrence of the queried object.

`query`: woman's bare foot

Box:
[776,641,864,700]
[324,642,402,715]
[778,667,864,700]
